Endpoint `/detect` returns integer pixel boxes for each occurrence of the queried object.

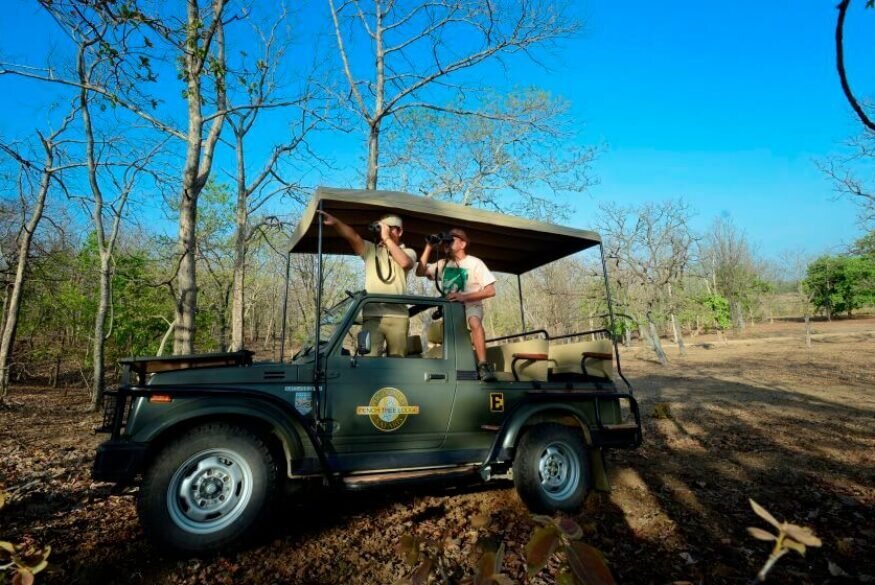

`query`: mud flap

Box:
[590,448,610,492]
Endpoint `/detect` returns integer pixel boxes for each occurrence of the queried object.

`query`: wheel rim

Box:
[167,448,254,535]
[537,441,580,501]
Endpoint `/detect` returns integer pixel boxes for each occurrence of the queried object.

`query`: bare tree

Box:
[3,0,234,354]
[599,200,697,365]
[703,218,762,330]
[383,89,597,219]
[780,250,817,348]
[326,0,579,189]
[224,10,325,351]
[0,107,78,401]
[818,135,875,227]
[73,29,165,408]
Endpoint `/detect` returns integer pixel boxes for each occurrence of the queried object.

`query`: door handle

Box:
[425,372,446,381]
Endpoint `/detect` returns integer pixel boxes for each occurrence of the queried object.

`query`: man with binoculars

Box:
[317,210,416,357]
[416,228,497,381]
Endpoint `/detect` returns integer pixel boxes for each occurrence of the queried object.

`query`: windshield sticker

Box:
[489,393,504,412]
[356,387,420,432]
[294,392,313,416]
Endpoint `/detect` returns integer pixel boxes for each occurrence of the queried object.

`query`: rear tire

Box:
[138,423,278,554]
[513,423,591,513]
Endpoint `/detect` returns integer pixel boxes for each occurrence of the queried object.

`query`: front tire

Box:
[513,423,591,513]
[138,423,278,554]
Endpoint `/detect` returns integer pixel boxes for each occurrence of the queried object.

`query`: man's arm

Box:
[416,243,434,277]
[380,223,414,270]
[447,283,496,303]
[316,210,365,256]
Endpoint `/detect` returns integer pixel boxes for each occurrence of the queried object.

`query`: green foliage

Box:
[699,294,732,330]
[852,231,875,258]
[804,255,875,317]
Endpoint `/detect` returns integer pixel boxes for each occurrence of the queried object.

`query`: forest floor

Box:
[1,318,874,585]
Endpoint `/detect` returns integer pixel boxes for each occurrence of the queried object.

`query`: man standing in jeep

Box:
[317,210,416,356]
[417,227,497,380]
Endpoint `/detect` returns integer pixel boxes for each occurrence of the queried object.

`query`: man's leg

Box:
[381,316,409,357]
[468,314,487,363]
[362,317,385,357]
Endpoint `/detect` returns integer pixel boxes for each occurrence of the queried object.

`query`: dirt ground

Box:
[1,318,873,584]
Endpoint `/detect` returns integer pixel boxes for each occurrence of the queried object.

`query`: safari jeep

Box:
[93,188,642,554]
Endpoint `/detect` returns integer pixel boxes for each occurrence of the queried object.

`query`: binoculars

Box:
[426,232,454,245]
[367,222,381,233]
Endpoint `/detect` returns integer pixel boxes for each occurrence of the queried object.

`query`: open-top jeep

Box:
[93,188,642,553]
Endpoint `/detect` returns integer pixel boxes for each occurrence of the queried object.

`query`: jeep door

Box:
[322,299,456,460]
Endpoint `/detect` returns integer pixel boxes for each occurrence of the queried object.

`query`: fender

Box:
[488,399,595,463]
[118,385,331,478]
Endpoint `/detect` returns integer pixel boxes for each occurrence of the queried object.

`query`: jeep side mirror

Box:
[356,330,371,355]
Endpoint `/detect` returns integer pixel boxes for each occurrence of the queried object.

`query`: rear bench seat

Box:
[486,339,549,381]
[485,337,614,383]
[548,339,614,381]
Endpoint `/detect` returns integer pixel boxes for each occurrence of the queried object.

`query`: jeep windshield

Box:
[292,292,359,361]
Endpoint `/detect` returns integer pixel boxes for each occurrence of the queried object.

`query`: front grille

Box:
[96,392,131,434]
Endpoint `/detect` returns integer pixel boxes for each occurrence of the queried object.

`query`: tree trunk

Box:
[91,253,111,410]
[173,0,228,354]
[174,191,199,354]
[670,312,687,356]
[366,122,380,190]
[804,315,812,348]
[646,312,669,366]
[230,132,247,351]
[0,151,52,401]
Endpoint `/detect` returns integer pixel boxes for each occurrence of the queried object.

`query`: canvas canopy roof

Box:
[288,187,601,275]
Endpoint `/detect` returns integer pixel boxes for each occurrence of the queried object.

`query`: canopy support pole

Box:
[278,251,291,362]
[599,243,631,392]
[314,200,325,383]
[517,274,526,332]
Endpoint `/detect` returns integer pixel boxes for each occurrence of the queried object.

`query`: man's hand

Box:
[316,210,336,226]
[446,291,466,302]
[379,221,391,242]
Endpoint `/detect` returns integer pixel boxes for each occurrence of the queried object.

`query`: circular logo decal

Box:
[356,387,420,432]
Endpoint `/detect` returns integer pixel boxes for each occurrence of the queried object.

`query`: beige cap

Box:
[381,214,403,228]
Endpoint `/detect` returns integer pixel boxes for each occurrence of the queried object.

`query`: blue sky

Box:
[1,0,873,260]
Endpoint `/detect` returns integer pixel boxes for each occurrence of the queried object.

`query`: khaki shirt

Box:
[362,240,417,318]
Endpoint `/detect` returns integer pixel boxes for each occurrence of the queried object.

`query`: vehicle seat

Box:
[423,321,444,359]
[548,339,614,381]
[486,339,549,381]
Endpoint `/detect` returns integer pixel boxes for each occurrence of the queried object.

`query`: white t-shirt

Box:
[424,255,496,309]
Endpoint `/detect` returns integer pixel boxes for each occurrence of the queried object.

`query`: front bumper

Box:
[92,440,147,483]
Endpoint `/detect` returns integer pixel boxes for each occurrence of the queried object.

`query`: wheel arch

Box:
[498,404,594,455]
[134,400,311,479]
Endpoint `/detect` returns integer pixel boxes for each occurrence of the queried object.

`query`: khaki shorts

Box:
[363,316,409,357]
[464,304,484,323]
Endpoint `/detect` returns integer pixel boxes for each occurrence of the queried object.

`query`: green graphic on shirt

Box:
[441,266,467,294]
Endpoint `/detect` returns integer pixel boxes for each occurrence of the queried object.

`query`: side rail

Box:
[486,329,550,344]
[589,393,642,449]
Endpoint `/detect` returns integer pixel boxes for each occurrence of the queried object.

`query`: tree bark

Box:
[646,312,669,366]
[173,0,228,355]
[0,147,53,400]
[804,315,812,348]
[230,133,247,351]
